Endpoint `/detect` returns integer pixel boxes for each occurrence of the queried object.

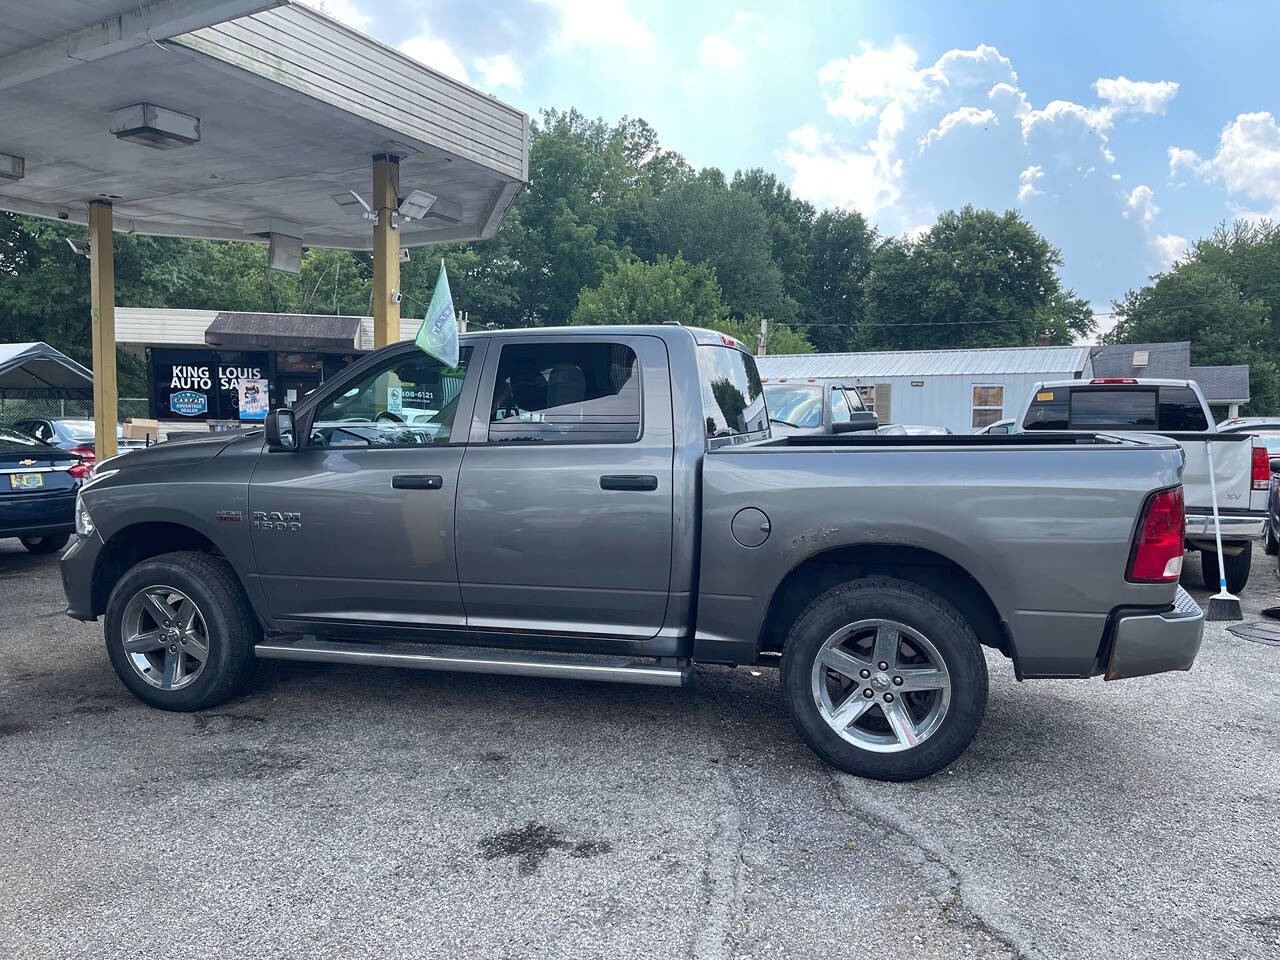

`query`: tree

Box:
[569,255,812,354]
[1106,254,1278,414]
[862,206,1094,350]
[806,209,878,351]
[644,169,797,323]
[731,169,815,319]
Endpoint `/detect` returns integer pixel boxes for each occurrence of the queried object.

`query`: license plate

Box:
[9,473,43,490]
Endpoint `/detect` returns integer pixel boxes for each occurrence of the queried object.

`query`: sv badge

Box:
[253,510,302,532]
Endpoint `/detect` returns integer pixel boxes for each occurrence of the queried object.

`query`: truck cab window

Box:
[699,345,766,444]
[488,342,641,444]
[309,348,471,447]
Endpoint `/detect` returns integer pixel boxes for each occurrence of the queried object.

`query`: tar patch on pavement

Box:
[1227,621,1280,647]
[479,822,612,875]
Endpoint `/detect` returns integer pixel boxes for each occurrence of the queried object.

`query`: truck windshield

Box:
[698,345,766,444]
[1023,385,1208,431]
[762,384,822,428]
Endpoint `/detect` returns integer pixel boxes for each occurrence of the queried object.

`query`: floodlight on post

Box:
[109,103,200,150]
[397,189,437,220]
[66,237,91,258]
[0,152,23,181]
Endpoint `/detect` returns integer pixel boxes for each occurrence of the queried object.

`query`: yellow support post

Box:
[372,153,401,349]
[88,200,118,460]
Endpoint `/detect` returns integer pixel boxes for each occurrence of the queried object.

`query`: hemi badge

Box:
[216,510,242,522]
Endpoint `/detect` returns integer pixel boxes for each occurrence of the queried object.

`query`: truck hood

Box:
[96,430,261,473]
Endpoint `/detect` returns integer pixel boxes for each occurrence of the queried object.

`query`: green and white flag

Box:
[414,259,459,368]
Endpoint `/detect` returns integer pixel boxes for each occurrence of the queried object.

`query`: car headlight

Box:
[75,491,94,537]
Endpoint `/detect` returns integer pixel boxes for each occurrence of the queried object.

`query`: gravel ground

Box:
[1,539,1277,960]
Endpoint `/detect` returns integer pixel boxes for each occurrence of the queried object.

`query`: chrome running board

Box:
[254,638,690,687]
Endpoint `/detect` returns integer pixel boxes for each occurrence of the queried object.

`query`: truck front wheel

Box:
[104,551,259,711]
[780,577,988,782]
[1201,546,1251,594]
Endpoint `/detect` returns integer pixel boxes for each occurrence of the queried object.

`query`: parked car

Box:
[1218,418,1280,554]
[62,326,1203,782]
[1014,378,1268,592]
[761,379,877,436]
[12,418,147,464]
[974,418,1015,435]
[1,423,89,553]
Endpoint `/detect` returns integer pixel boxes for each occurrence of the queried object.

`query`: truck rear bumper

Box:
[1185,511,1265,541]
[1105,587,1204,681]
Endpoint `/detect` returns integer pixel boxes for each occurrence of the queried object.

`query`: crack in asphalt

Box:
[830,772,1035,960]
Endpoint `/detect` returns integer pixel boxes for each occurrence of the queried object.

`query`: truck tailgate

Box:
[1164,433,1259,512]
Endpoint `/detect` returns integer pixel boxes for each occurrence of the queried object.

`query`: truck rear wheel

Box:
[780,577,988,782]
[104,551,259,712]
[1201,546,1251,594]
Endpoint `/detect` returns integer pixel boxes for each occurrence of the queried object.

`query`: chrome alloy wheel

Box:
[120,585,211,691]
[810,618,952,753]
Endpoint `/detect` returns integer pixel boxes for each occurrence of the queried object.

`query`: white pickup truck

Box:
[1015,377,1269,592]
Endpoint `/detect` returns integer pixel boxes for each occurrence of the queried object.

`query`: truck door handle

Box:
[600,474,658,491]
[392,474,443,490]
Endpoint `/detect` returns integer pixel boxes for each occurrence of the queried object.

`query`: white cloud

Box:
[541,0,653,49]
[1153,233,1188,268]
[700,33,742,72]
[1124,184,1159,226]
[303,0,372,32]
[779,124,899,213]
[400,32,469,83]
[1018,164,1044,202]
[920,107,995,149]
[1094,77,1179,115]
[474,53,524,90]
[1168,112,1280,218]
[817,41,926,122]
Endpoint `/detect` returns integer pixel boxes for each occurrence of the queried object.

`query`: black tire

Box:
[1201,546,1251,594]
[780,577,988,782]
[20,533,69,554]
[104,551,259,711]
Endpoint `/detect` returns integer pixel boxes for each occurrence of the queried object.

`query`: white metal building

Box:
[756,345,1094,434]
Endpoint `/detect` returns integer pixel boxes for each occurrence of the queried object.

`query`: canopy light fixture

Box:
[66,237,91,258]
[399,247,410,263]
[397,189,437,220]
[0,152,24,181]
[244,219,303,275]
[334,190,377,222]
[110,103,200,150]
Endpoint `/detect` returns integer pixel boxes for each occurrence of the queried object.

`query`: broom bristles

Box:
[1205,593,1243,622]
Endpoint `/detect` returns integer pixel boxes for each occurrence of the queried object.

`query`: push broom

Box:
[1204,437,1244,622]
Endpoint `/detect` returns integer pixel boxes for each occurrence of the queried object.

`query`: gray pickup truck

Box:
[61,325,1204,781]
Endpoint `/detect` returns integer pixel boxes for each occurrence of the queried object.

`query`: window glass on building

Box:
[149,348,269,421]
[971,385,1005,429]
[488,341,642,444]
[310,348,471,447]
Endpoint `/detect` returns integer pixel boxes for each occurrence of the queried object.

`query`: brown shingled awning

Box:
[204,312,362,352]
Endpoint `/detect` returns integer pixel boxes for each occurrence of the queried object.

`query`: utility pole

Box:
[757,317,768,356]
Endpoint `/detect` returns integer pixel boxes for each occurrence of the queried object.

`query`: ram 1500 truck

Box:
[62,326,1204,781]
[1015,377,1269,594]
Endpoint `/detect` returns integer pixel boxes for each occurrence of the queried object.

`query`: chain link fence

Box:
[0,398,150,423]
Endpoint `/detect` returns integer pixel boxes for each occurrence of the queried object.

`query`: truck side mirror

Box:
[833,412,879,434]
[265,408,297,451]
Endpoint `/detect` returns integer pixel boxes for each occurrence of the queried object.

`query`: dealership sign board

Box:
[149,348,269,421]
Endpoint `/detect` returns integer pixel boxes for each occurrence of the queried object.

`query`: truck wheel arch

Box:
[90,522,248,620]
[757,544,1015,671]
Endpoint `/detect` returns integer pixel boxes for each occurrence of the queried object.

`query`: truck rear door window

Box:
[1156,386,1209,430]
[698,345,767,445]
[488,341,641,444]
[1068,389,1157,429]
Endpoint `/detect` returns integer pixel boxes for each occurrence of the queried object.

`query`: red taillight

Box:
[1252,445,1270,490]
[1127,486,1185,582]
[68,461,92,480]
[69,446,95,461]
[1091,378,1139,384]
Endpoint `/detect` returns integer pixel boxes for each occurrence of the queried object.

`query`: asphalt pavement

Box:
[1,539,1277,960]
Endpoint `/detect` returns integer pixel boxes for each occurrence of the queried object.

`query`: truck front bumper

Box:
[1105,586,1204,681]
[1185,510,1266,541]
[60,531,102,621]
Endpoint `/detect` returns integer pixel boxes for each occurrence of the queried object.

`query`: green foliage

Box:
[863,206,1095,350]
[570,254,729,327]
[1106,222,1280,413]
[806,209,878,352]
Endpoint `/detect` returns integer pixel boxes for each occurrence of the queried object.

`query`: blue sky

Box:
[312,0,1280,337]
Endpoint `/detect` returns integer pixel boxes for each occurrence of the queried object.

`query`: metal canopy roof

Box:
[756,344,1094,380]
[0,0,528,249]
[0,341,94,397]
